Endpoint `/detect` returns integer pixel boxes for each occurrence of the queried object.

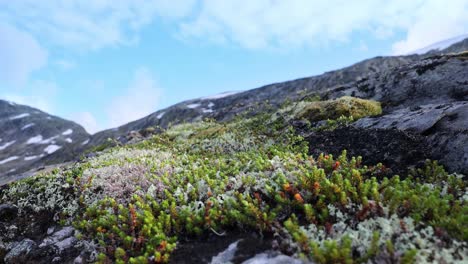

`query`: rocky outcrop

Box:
[352,102,468,174]
[0,206,96,264]
[298,52,468,174]
[0,101,90,184]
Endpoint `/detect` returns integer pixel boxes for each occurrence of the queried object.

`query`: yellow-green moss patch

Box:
[297,96,382,122]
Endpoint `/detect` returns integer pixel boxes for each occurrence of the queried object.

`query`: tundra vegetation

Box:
[1,97,466,263]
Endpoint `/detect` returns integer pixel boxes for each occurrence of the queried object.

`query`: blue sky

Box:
[1,0,467,133]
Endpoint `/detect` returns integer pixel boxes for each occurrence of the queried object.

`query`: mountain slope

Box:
[89,55,418,146]
[0,100,90,184]
[90,37,468,147]
[411,33,468,55]
[1,37,467,183]
[88,38,468,174]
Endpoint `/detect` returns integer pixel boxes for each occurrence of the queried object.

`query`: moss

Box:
[297,96,382,122]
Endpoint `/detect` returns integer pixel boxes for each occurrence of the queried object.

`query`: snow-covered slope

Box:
[410,33,468,55]
[0,100,90,183]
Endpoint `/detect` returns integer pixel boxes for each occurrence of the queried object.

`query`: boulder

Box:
[4,239,36,264]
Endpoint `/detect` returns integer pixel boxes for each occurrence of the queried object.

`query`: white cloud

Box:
[2,80,58,113]
[0,0,197,51]
[179,0,467,53]
[69,112,100,134]
[0,23,48,87]
[392,0,468,54]
[106,67,162,128]
[2,0,466,56]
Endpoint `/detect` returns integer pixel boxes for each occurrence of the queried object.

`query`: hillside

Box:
[0,95,466,263]
[0,101,90,184]
[0,38,467,263]
[2,38,467,184]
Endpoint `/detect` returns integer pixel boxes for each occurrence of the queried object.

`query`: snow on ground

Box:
[21,123,35,130]
[82,139,90,145]
[9,113,30,120]
[24,155,39,161]
[0,140,16,151]
[410,33,468,54]
[202,108,214,113]
[62,129,73,135]
[187,103,201,109]
[27,135,59,144]
[156,112,165,119]
[44,145,62,154]
[27,135,44,144]
[0,156,19,165]
[201,91,241,100]
[65,138,73,143]
[208,102,215,108]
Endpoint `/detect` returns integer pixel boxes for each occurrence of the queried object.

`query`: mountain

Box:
[89,37,468,174]
[88,55,418,145]
[1,37,468,184]
[410,33,468,55]
[0,38,467,263]
[0,100,90,184]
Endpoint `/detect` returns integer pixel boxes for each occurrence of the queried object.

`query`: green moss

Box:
[298,96,382,122]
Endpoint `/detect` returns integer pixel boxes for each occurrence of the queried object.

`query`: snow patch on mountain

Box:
[9,113,30,120]
[27,135,60,145]
[0,140,16,151]
[201,91,241,100]
[187,103,201,109]
[21,123,35,130]
[410,34,468,55]
[62,129,73,135]
[0,156,19,165]
[24,155,39,161]
[156,112,165,119]
[44,145,62,154]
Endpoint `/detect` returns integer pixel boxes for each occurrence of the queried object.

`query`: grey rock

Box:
[40,226,75,247]
[54,236,78,254]
[353,102,468,174]
[4,238,36,264]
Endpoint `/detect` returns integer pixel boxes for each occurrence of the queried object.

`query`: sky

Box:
[0,0,467,134]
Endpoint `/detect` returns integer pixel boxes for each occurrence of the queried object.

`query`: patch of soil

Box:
[302,126,430,177]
